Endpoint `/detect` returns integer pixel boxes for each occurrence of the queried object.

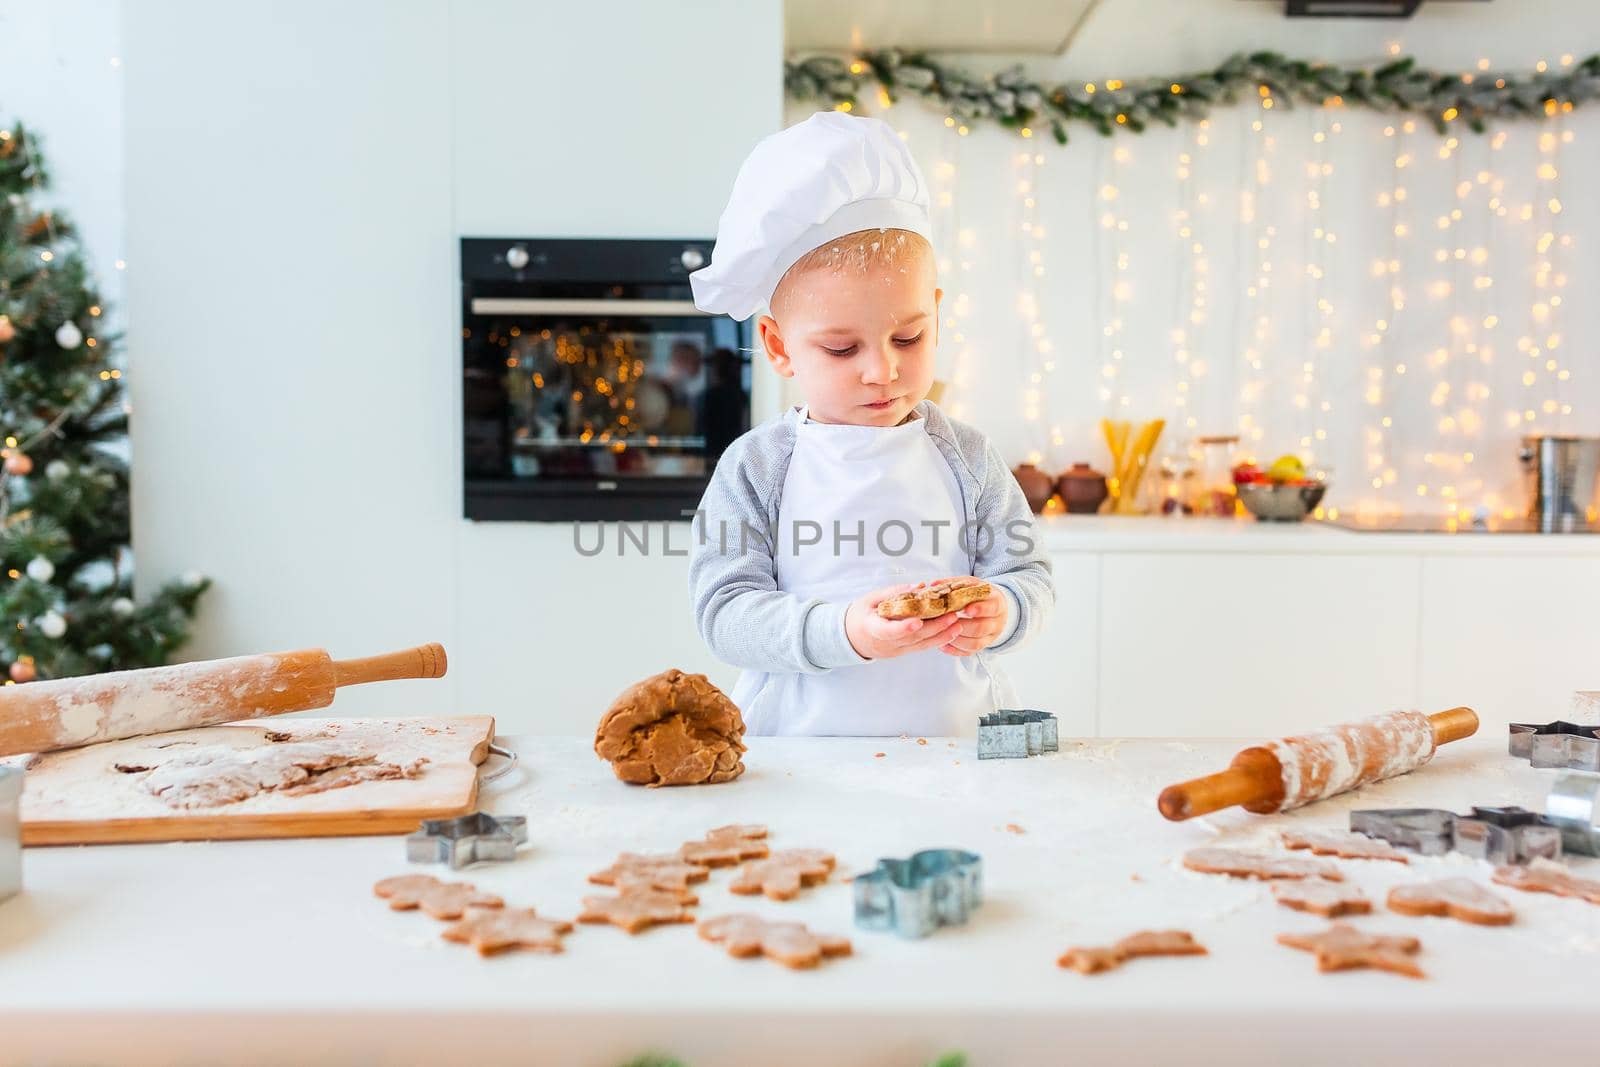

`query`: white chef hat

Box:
[690,111,932,321]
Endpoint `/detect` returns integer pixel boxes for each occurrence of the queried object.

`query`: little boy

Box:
[686,111,1054,737]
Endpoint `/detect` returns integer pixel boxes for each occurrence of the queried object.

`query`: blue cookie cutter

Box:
[853,848,982,938]
[977,709,1058,760]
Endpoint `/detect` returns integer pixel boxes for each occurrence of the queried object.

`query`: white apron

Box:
[731,406,1008,736]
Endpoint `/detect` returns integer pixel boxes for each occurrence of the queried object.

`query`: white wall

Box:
[119,0,784,729]
[0,1,124,349]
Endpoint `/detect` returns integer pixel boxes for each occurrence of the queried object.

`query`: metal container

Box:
[1521,435,1600,532]
[0,764,19,903]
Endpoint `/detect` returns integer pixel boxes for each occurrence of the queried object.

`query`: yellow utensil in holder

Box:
[1100,417,1166,514]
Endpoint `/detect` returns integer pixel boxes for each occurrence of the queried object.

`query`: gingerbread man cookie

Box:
[1057,930,1207,975]
[441,908,573,956]
[579,888,696,934]
[1182,847,1343,882]
[729,848,836,900]
[1282,829,1409,864]
[1272,880,1372,918]
[679,824,771,867]
[1493,860,1600,905]
[1388,878,1514,926]
[590,852,712,892]
[373,874,504,920]
[1277,923,1424,979]
[876,578,992,621]
[698,913,853,969]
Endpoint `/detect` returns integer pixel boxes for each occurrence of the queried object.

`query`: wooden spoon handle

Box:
[332,643,448,687]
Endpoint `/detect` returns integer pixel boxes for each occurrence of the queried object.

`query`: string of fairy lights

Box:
[803,48,1594,518]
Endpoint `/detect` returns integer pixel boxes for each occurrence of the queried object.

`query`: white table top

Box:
[3,733,1596,1065]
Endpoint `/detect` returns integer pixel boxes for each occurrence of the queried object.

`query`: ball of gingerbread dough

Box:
[594,668,746,786]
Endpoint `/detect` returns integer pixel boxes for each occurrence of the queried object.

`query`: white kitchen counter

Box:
[1035,513,1600,554]
[2,733,1597,1065]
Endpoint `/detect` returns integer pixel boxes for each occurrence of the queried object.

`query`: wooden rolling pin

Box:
[1158,707,1479,822]
[0,643,447,757]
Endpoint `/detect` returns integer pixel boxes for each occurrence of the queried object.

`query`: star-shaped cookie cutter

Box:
[405,811,529,869]
[853,848,982,939]
[1508,720,1600,771]
[1350,806,1563,866]
[977,709,1058,760]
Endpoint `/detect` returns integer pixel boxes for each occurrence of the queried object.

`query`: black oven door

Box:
[464,294,752,521]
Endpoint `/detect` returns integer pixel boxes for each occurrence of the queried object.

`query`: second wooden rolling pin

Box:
[0,643,448,757]
[1158,707,1479,821]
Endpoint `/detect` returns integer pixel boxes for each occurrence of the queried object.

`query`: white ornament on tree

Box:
[44,459,69,481]
[37,611,66,639]
[55,320,83,350]
[25,556,54,583]
[110,597,135,617]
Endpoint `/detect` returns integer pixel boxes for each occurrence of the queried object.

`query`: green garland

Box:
[785,49,1600,142]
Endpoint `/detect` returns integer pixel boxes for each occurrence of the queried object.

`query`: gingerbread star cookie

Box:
[729,848,836,901]
[441,908,572,956]
[1282,829,1409,864]
[1388,878,1514,926]
[1493,860,1600,905]
[590,852,712,892]
[1182,847,1343,882]
[875,578,992,620]
[1057,930,1208,975]
[679,824,770,867]
[579,888,696,934]
[1272,880,1373,918]
[698,913,853,969]
[1277,923,1424,979]
[373,874,504,920]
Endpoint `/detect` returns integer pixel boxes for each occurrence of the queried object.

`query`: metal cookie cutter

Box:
[1350,806,1562,866]
[406,811,528,869]
[1544,772,1600,857]
[977,709,1059,760]
[0,765,20,903]
[854,848,982,939]
[1509,720,1600,771]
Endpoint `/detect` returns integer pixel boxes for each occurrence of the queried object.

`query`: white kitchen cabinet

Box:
[1417,554,1600,731]
[995,553,1099,737]
[1095,551,1422,737]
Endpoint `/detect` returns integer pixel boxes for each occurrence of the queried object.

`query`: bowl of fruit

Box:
[1232,455,1328,522]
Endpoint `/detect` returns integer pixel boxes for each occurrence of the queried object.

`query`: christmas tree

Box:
[0,119,207,684]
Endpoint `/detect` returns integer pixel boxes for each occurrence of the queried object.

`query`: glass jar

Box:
[1187,435,1241,517]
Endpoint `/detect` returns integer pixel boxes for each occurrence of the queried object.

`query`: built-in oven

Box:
[461,238,753,521]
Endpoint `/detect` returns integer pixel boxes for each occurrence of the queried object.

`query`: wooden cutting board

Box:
[10,715,496,845]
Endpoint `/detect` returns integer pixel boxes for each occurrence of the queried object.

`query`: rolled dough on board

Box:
[6,716,495,845]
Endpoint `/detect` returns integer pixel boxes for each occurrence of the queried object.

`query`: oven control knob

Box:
[505,245,530,270]
[680,248,705,271]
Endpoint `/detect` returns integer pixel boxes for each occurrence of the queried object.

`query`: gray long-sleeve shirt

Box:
[687,399,1054,675]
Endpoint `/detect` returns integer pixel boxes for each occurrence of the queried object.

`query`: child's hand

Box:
[844,582,964,661]
[935,585,1007,657]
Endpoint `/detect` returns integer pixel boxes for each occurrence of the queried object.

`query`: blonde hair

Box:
[769,227,934,316]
